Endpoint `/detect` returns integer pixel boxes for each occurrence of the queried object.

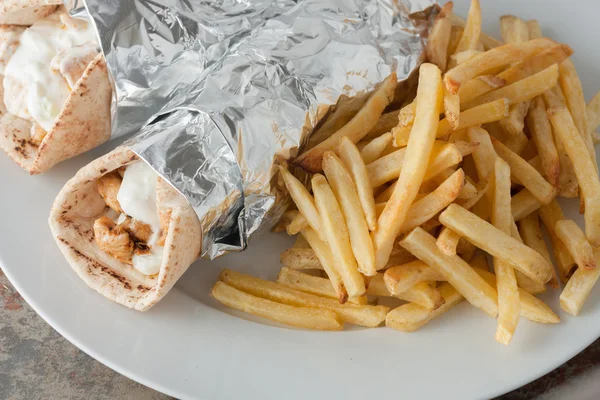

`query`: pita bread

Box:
[0,52,112,174]
[49,146,202,311]
[0,0,61,25]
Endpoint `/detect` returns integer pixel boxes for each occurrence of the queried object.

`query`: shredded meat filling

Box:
[119,216,153,243]
[93,216,133,265]
[96,172,123,213]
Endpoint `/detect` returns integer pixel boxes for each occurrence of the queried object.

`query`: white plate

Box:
[2,0,600,398]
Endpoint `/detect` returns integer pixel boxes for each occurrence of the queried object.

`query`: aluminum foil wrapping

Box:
[77,0,436,259]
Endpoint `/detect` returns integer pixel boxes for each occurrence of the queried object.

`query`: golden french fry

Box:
[586,91,600,132]
[292,235,310,248]
[363,110,399,141]
[450,50,482,66]
[367,273,444,310]
[436,227,460,256]
[286,211,307,236]
[394,98,509,147]
[450,13,502,49]
[360,132,393,164]
[491,158,520,345]
[555,220,596,271]
[272,209,298,233]
[538,200,577,283]
[454,0,481,54]
[312,174,365,297]
[277,268,367,305]
[399,227,498,317]
[444,88,460,129]
[300,227,347,302]
[456,178,490,210]
[464,64,559,109]
[432,168,476,200]
[323,152,376,276]
[468,126,497,180]
[426,1,453,71]
[511,188,541,221]
[338,137,378,232]
[458,44,572,105]
[473,268,560,323]
[560,247,600,316]
[444,38,555,94]
[384,260,445,295]
[491,136,557,204]
[527,20,543,39]
[372,63,444,269]
[547,107,600,245]
[212,281,343,331]
[499,101,530,136]
[527,96,560,187]
[558,59,597,172]
[439,204,554,284]
[279,167,325,240]
[519,212,559,288]
[500,15,529,44]
[447,25,464,61]
[508,220,548,294]
[280,247,322,270]
[294,73,397,172]
[385,282,464,332]
[220,269,388,327]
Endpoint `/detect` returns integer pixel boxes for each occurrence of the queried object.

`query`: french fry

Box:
[538,200,577,283]
[500,15,529,44]
[426,1,453,72]
[463,64,559,109]
[527,96,560,187]
[372,63,443,269]
[473,269,560,323]
[279,167,325,240]
[300,227,347,302]
[458,43,572,105]
[277,268,367,305]
[212,282,343,331]
[386,283,464,332]
[586,91,600,132]
[450,13,502,50]
[280,247,322,270]
[363,110,399,141]
[394,98,509,147]
[272,209,298,233]
[312,174,365,297]
[558,59,597,172]
[560,247,600,316]
[367,273,444,310]
[519,212,559,288]
[292,235,310,248]
[511,188,541,221]
[454,0,481,54]
[555,220,596,271]
[384,260,445,295]
[220,269,388,327]
[490,158,520,345]
[526,20,543,40]
[399,227,498,317]
[436,227,461,256]
[286,211,307,236]
[456,178,490,210]
[491,137,557,204]
[339,137,378,232]
[450,50,482,66]
[294,73,397,172]
[323,152,375,276]
[444,88,460,129]
[499,102,530,137]
[360,132,393,164]
[444,38,555,94]
[508,220,548,294]
[439,204,554,284]
[432,168,477,200]
[468,126,497,180]
[547,107,600,245]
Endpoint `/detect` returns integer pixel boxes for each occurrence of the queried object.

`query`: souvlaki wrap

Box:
[0,6,111,174]
[0,0,62,25]
[49,146,202,311]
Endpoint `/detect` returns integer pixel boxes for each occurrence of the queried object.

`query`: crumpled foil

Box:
[73,0,436,259]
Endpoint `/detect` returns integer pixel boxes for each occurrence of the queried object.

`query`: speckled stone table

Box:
[1,267,598,400]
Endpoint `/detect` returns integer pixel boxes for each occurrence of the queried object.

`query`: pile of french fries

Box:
[211,0,600,344]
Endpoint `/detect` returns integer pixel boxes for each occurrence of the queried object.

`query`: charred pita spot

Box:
[99,168,107,173]
[137,285,151,292]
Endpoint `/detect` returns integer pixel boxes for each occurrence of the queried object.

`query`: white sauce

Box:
[117,161,164,276]
[3,11,97,131]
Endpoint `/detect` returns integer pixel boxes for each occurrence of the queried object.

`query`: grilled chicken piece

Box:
[93,216,133,264]
[96,172,123,213]
[119,216,153,243]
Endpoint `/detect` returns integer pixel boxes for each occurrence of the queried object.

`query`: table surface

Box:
[1,268,598,400]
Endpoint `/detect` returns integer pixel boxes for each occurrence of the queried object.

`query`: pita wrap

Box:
[0,0,62,25]
[49,146,202,311]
